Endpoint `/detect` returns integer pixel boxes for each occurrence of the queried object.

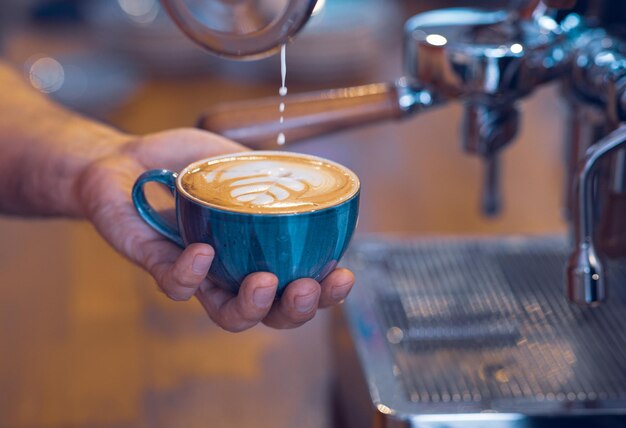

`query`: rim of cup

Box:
[175,150,361,215]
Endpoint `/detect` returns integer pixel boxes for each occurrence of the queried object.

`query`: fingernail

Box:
[331,283,353,301]
[253,287,275,308]
[192,254,212,274]
[295,292,318,313]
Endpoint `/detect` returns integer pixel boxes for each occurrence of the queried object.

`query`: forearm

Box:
[0,61,130,217]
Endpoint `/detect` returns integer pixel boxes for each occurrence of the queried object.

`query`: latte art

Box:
[179,152,359,214]
[211,161,329,206]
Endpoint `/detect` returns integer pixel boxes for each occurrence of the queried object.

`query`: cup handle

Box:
[132,169,185,248]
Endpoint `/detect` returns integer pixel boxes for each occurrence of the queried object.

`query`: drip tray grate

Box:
[342,236,626,416]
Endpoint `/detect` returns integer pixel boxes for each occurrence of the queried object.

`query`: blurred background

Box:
[0,0,567,427]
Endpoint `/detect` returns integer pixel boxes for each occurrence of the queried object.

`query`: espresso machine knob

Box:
[160,0,318,59]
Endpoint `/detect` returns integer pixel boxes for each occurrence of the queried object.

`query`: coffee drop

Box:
[278,44,287,145]
[280,44,287,96]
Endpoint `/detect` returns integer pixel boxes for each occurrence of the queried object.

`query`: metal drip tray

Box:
[339,236,626,427]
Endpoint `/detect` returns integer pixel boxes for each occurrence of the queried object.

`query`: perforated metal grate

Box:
[344,237,626,408]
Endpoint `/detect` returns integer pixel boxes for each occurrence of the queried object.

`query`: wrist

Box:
[58,120,133,218]
[0,61,134,217]
[10,117,132,218]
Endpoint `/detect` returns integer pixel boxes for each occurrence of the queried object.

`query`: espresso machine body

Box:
[161,0,626,426]
[328,2,626,426]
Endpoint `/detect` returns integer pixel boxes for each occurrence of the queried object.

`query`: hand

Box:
[77,129,355,331]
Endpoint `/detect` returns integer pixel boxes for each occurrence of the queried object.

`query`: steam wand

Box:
[567,125,626,305]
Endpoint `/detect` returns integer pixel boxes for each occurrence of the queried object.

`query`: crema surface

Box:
[179,153,359,214]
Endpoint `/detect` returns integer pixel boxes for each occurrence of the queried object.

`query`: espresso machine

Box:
[161,0,626,426]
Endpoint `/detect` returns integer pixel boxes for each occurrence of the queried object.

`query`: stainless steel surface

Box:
[562,93,609,223]
[395,77,440,115]
[564,20,626,304]
[567,125,626,304]
[403,8,567,100]
[570,27,626,124]
[160,0,317,58]
[339,236,626,427]
[461,104,519,216]
[481,154,502,217]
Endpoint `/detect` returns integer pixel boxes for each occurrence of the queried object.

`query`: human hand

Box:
[77,129,355,331]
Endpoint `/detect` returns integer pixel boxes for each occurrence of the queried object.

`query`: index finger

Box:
[195,272,278,332]
[144,243,215,301]
[125,128,246,171]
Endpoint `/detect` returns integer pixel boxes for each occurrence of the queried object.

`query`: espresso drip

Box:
[277,44,287,146]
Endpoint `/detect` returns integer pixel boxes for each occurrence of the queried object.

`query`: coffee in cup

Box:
[179,152,358,214]
[132,151,360,295]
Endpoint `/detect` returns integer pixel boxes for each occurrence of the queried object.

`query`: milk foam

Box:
[179,153,359,214]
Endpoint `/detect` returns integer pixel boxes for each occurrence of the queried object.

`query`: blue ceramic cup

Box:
[132,151,360,296]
